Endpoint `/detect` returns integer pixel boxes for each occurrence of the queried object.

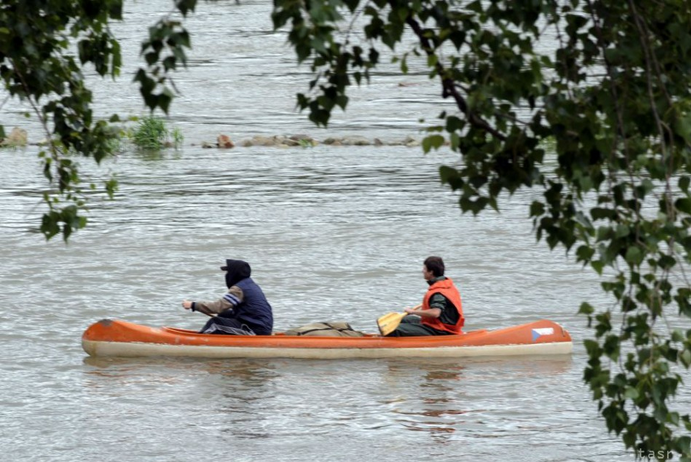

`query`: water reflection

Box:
[82,356,279,400]
[83,356,280,382]
[378,356,573,444]
[412,368,467,443]
[62,348,624,461]
[130,149,183,162]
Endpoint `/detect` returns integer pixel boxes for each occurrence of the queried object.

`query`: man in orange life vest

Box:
[386,256,464,337]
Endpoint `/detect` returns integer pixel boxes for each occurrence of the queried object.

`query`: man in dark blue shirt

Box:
[182,259,274,335]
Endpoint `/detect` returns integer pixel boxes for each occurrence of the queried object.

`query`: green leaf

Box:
[680,176,690,194]
[676,198,691,215]
[625,246,643,266]
[529,200,545,217]
[681,349,691,368]
[400,55,408,74]
[176,0,198,17]
[623,386,639,400]
[40,212,61,240]
[591,260,604,275]
[615,224,629,238]
[678,436,691,455]
[674,111,691,143]
[576,245,595,263]
[422,135,445,153]
[579,302,595,315]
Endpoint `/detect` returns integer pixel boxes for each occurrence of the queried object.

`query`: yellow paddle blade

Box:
[377,312,407,336]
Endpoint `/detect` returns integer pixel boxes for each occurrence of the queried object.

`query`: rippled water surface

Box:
[1,1,688,461]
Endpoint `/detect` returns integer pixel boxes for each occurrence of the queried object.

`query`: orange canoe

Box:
[82,319,573,359]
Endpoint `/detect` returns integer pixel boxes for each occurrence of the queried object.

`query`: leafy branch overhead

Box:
[0,0,196,240]
[272,0,691,458]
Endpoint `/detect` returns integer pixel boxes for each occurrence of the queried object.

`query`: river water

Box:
[1,1,688,461]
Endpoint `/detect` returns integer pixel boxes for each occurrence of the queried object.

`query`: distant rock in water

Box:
[341,136,371,146]
[217,134,235,149]
[1,127,28,147]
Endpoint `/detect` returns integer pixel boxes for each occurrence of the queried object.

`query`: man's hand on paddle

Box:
[406,306,442,318]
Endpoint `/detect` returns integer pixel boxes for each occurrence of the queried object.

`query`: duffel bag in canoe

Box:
[284,322,366,337]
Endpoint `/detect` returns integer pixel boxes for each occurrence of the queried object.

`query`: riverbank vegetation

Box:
[0,116,183,153]
[129,116,183,150]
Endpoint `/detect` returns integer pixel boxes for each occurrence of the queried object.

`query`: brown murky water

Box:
[1,1,685,461]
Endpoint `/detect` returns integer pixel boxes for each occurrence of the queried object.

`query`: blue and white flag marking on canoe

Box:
[532,327,554,342]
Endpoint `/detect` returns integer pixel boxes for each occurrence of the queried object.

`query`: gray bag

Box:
[284,322,366,337]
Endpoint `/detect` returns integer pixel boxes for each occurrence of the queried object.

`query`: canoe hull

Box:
[82,339,572,359]
[82,318,573,359]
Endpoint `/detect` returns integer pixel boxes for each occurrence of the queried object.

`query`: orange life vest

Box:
[421,277,464,334]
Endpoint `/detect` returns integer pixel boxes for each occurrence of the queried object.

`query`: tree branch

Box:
[403,12,506,141]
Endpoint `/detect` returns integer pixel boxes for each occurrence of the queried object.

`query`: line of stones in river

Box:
[199,134,424,149]
[0,128,431,150]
